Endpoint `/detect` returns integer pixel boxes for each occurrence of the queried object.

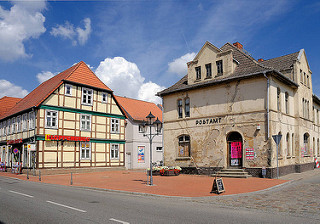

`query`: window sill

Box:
[204,76,212,80]
[215,73,223,77]
[176,157,191,161]
[194,79,202,83]
[278,157,283,160]
[286,156,292,159]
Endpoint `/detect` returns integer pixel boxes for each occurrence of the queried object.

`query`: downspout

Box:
[264,72,270,139]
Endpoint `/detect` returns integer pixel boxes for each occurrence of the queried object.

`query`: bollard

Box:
[70,172,73,185]
[27,168,29,180]
[39,170,41,181]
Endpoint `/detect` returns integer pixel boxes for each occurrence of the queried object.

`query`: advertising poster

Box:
[138,146,145,163]
[246,148,254,160]
[231,142,242,158]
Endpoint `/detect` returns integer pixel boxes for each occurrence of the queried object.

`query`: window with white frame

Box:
[29,112,35,130]
[17,116,21,132]
[80,142,91,160]
[111,118,120,133]
[111,144,119,159]
[8,119,12,134]
[101,92,108,103]
[22,114,28,131]
[45,110,58,129]
[80,114,91,131]
[65,84,72,96]
[12,117,16,133]
[82,87,93,105]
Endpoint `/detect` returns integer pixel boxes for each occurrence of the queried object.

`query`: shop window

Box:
[178,135,190,157]
[205,63,212,78]
[111,118,120,133]
[285,92,289,114]
[111,144,119,159]
[177,99,183,118]
[101,92,108,103]
[82,87,93,106]
[28,112,35,130]
[185,98,190,117]
[195,66,201,80]
[65,84,72,96]
[80,142,91,160]
[216,60,223,75]
[1,146,5,162]
[80,114,91,131]
[45,110,58,129]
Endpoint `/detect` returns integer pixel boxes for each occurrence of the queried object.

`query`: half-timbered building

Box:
[0,61,126,170]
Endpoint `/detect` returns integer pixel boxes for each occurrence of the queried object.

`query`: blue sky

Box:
[0,0,320,103]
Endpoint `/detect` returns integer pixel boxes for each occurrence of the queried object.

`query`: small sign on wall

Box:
[246,148,254,160]
[138,146,145,163]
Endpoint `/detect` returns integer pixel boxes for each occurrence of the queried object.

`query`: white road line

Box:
[9,190,34,198]
[46,200,87,213]
[109,218,130,224]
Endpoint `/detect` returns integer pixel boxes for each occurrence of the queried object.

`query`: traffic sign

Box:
[272,134,282,146]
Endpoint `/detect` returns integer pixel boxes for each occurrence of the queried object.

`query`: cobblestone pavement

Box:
[195,169,320,220]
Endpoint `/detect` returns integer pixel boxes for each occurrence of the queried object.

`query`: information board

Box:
[210,178,225,194]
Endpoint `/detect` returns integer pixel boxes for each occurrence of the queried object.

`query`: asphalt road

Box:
[0,175,318,224]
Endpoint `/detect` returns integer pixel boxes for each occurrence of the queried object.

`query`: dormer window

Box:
[216,60,223,75]
[195,66,201,80]
[205,63,212,78]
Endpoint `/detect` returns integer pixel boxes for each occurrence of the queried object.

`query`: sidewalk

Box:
[0,169,294,197]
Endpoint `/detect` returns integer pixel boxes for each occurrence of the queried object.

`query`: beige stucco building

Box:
[158,41,320,178]
[0,61,126,171]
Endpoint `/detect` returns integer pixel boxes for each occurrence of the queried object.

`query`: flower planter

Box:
[160,169,180,176]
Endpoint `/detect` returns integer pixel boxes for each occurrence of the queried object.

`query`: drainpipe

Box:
[264,72,270,139]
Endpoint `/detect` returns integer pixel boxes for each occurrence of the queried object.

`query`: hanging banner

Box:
[231,142,242,158]
[138,146,145,163]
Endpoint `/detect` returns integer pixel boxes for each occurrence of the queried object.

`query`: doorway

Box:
[227,132,243,168]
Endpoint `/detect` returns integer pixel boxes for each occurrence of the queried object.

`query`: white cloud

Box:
[0,79,29,98]
[0,1,46,61]
[95,57,164,103]
[168,52,196,77]
[50,18,91,46]
[36,71,55,83]
[138,82,165,104]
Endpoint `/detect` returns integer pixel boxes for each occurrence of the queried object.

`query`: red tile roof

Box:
[0,61,112,120]
[0,96,21,118]
[115,96,162,122]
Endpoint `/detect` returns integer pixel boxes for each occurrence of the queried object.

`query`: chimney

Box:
[233,42,243,50]
[258,58,264,62]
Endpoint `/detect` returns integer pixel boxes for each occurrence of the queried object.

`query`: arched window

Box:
[292,133,295,157]
[277,88,281,111]
[286,133,290,157]
[303,133,310,156]
[278,131,282,157]
[178,135,190,157]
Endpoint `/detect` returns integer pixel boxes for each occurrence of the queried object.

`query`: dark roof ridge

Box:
[262,51,300,62]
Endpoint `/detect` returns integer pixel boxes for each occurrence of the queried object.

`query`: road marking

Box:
[109,218,130,224]
[46,200,87,213]
[9,190,34,198]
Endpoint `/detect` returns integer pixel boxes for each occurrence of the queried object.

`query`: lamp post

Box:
[142,112,162,186]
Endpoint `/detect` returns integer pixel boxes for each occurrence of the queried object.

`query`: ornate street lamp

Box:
[142,112,162,186]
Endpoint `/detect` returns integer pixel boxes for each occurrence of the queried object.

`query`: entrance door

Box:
[227,132,243,168]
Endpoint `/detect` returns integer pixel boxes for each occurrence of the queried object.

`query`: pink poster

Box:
[231,142,242,158]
